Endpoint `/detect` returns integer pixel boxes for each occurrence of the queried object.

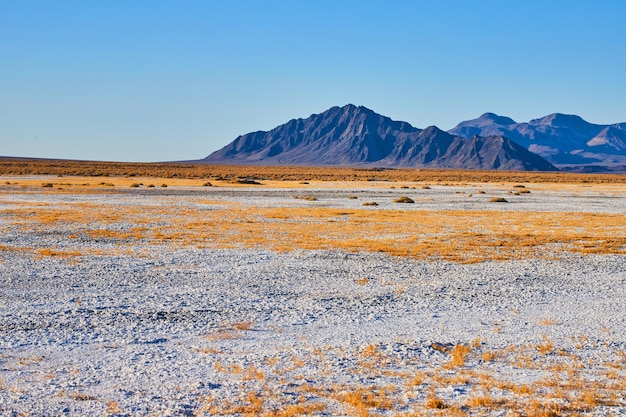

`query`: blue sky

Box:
[2,1,625,162]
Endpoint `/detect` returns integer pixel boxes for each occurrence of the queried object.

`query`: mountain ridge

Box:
[449,112,626,171]
[202,105,557,171]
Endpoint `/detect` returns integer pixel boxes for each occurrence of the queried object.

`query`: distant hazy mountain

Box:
[449,113,626,171]
[202,105,557,171]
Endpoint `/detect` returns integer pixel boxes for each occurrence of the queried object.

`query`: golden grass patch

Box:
[36,248,82,258]
[5,194,626,263]
[190,334,626,415]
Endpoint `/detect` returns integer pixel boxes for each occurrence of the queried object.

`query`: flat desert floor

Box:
[0,172,625,416]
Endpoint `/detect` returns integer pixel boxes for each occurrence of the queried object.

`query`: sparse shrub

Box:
[106,401,121,414]
[348,195,358,199]
[147,184,155,188]
[489,197,508,203]
[42,183,54,188]
[232,321,253,331]
[130,183,141,188]
[242,364,264,381]
[481,351,499,362]
[426,392,447,409]
[477,190,486,194]
[362,201,378,206]
[161,184,168,187]
[294,195,317,201]
[406,372,426,387]
[361,344,379,357]
[236,179,261,185]
[467,393,495,408]
[447,344,472,367]
[394,196,414,203]
[537,336,554,355]
[431,342,453,354]
[472,338,483,348]
[203,181,213,187]
[514,184,526,188]
[421,185,431,189]
[72,392,98,401]
[339,386,393,410]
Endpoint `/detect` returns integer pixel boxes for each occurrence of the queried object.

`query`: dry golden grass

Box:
[426,391,448,409]
[36,248,82,258]
[190,338,626,416]
[537,318,559,326]
[232,321,254,331]
[537,337,555,355]
[446,344,472,368]
[3,178,626,262]
[105,400,121,414]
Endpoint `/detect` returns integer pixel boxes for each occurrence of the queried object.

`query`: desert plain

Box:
[0,162,625,416]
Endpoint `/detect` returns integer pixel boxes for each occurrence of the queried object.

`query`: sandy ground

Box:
[0,179,625,416]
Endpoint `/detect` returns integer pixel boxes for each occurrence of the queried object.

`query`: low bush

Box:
[294,195,318,201]
[236,179,262,185]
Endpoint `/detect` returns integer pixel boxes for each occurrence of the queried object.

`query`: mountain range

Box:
[201,105,626,172]
[449,112,626,171]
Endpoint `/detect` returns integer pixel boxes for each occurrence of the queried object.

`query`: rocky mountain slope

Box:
[202,105,557,171]
[449,113,626,172]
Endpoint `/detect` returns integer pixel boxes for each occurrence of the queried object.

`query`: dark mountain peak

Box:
[450,113,516,133]
[335,104,417,129]
[201,105,557,171]
[342,103,369,113]
[420,125,447,136]
[530,113,591,128]
[477,112,517,125]
[324,103,374,118]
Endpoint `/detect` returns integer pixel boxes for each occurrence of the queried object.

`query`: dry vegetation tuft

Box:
[394,196,415,203]
[4,187,625,262]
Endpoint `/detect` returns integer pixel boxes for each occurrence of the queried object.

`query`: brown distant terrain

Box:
[1,158,625,183]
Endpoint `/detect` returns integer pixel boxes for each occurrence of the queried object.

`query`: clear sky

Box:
[2,1,625,162]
